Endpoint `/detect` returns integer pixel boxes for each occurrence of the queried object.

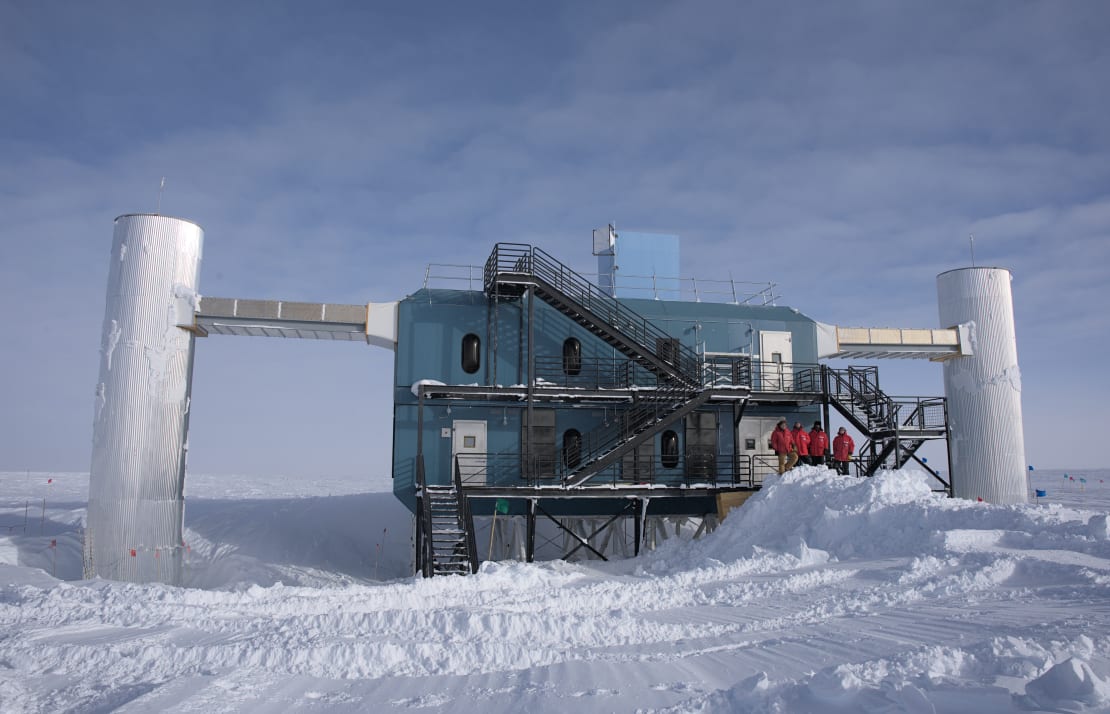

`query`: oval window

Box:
[562,337,582,376]
[563,428,582,469]
[661,430,679,468]
[461,333,481,374]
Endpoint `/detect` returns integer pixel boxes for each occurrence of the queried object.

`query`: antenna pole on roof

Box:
[969,233,976,267]
[156,177,166,215]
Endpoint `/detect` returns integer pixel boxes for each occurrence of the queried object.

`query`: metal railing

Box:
[532,355,660,390]
[456,451,773,489]
[555,379,696,481]
[485,243,702,386]
[702,354,751,388]
[896,396,948,431]
[415,455,433,577]
[425,263,779,305]
[750,360,823,392]
[452,456,480,572]
[592,274,779,306]
[423,263,485,291]
[824,366,898,431]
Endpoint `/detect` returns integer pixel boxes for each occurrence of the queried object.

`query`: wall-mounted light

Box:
[446,404,452,416]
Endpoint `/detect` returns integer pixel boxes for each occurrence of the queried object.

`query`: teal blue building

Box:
[393,238,864,575]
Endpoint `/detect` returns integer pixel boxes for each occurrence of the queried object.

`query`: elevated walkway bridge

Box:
[178,244,965,576]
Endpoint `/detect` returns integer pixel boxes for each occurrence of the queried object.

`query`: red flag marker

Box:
[47,478,53,484]
[130,549,136,557]
[977,497,983,502]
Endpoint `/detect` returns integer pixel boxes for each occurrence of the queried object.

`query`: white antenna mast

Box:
[969,233,976,267]
[156,177,166,215]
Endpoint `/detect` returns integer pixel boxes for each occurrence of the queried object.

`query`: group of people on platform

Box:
[769,418,855,475]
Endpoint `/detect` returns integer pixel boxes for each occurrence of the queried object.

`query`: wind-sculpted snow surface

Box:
[1,467,1109,712]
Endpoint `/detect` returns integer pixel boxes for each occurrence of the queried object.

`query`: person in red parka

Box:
[792,422,811,466]
[809,422,829,467]
[832,426,855,475]
[769,418,797,474]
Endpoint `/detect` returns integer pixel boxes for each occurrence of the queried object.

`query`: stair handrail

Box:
[557,379,703,485]
[530,246,702,383]
[416,454,434,577]
[485,243,702,387]
[453,456,480,573]
[532,379,692,485]
[826,366,899,432]
[896,396,947,431]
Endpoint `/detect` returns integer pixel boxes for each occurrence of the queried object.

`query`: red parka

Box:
[770,426,794,455]
[832,432,855,462]
[809,428,828,457]
[792,427,810,457]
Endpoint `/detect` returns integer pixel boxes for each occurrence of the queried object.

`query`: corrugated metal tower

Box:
[85,214,204,584]
[937,267,1028,504]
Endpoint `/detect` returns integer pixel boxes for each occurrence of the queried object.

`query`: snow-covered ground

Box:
[1,466,1109,713]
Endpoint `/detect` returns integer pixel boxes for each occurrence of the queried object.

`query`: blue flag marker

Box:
[1035,489,1046,497]
[1028,465,1035,471]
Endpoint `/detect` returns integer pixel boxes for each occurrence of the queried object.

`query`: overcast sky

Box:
[3,1,1108,478]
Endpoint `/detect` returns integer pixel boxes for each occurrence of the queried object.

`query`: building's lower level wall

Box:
[391,399,821,514]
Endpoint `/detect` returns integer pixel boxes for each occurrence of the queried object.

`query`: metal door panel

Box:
[452,420,487,484]
[759,331,793,391]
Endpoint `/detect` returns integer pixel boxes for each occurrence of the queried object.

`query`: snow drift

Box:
[1,466,1108,712]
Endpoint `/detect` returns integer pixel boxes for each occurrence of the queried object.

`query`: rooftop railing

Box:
[423,262,779,305]
[455,452,772,489]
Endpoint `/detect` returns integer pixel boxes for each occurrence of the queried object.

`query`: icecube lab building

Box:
[87,216,1027,583]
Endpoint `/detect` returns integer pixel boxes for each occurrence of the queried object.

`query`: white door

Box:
[737,416,779,482]
[452,420,487,485]
[759,331,793,391]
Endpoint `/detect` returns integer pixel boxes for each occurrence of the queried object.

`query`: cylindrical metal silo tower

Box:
[85,214,204,584]
[937,267,1028,504]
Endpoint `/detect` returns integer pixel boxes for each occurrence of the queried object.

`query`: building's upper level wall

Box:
[621,297,819,365]
[396,289,495,390]
[395,288,819,392]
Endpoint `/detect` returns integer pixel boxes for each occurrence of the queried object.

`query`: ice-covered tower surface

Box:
[85,214,204,584]
[937,267,1028,504]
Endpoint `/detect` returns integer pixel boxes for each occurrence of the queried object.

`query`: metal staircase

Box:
[563,385,713,487]
[416,458,479,577]
[824,367,895,434]
[824,366,950,492]
[484,243,720,488]
[484,244,701,387]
